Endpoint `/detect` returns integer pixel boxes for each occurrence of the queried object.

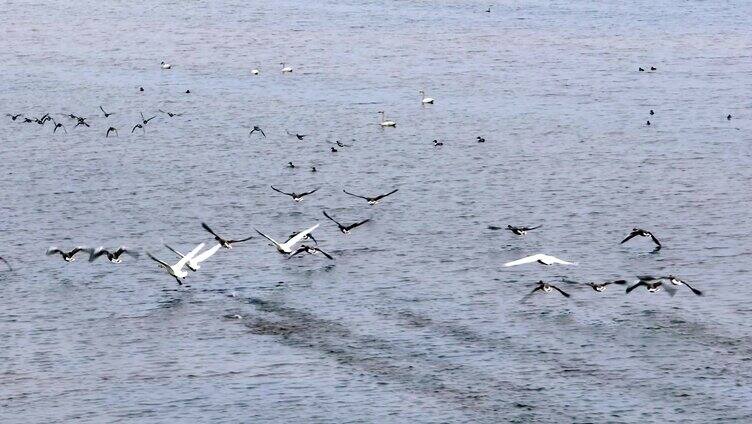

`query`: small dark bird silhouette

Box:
[639,67,645,72]
[288,245,334,260]
[621,228,661,250]
[100,106,113,118]
[201,222,254,249]
[270,185,319,202]
[433,139,443,147]
[131,124,145,133]
[477,136,485,143]
[46,246,87,262]
[51,119,66,134]
[649,110,654,115]
[323,210,370,234]
[343,188,399,205]
[74,117,90,128]
[650,66,657,71]
[249,125,266,137]
[331,147,338,153]
[287,162,295,168]
[646,120,651,126]
[311,166,317,172]
[287,130,306,140]
[185,90,191,94]
[139,87,144,92]
[106,127,118,137]
[140,112,157,125]
[727,114,732,120]
[6,114,23,121]
[87,247,138,263]
[159,109,182,118]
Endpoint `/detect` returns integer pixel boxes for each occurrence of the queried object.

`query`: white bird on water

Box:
[503,254,577,267]
[255,223,320,254]
[251,68,260,75]
[146,243,205,284]
[164,243,221,272]
[419,90,434,104]
[160,61,171,69]
[378,111,396,127]
[280,62,293,73]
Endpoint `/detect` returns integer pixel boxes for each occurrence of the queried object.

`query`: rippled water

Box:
[2,1,752,422]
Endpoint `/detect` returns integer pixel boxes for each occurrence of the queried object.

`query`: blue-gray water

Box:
[2,1,752,422]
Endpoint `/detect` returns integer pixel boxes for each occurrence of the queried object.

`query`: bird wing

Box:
[299,188,319,197]
[551,285,571,298]
[70,247,87,256]
[620,232,638,244]
[227,235,254,244]
[315,248,334,260]
[201,222,222,239]
[610,280,628,285]
[523,225,542,231]
[345,219,370,231]
[287,247,306,259]
[322,210,342,227]
[649,233,662,247]
[46,247,63,256]
[271,185,293,197]
[193,243,221,264]
[145,116,157,123]
[164,244,185,259]
[503,255,541,267]
[131,124,139,133]
[259,128,266,137]
[283,223,320,249]
[540,255,575,265]
[114,247,138,258]
[680,281,703,296]
[0,256,11,271]
[176,243,205,269]
[625,282,646,294]
[87,247,108,262]
[487,226,502,230]
[147,252,170,269]
[343,189,368,200]
[373,189,399,201]
[255,229,281,248]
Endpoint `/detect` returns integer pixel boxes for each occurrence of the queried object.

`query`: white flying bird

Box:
[503,254,576,267]
[147,243,204,284]
[255,223,319,254]
[165,243,221,272]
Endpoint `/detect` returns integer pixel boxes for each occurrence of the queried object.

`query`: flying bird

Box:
[270,185,319,202]
[255,223,320,254]
[288,244,334,260]
[46,247,87,262]
[626,276,677,295]
[131,124,145,133]
[286,130,306,140]
[6,114,23,121]
[165,243,221,272]
[322,210,370,234]
[621,228,661,250]
[343,188,398,205]
[146,244,204,285]
[158,109,182,117]
[665,275,702,296]
[106,127,118,137]
[100,106,113,117]
[140,112,157,125]
[503,254,576,267]
[563,279,628,292]
[505,225,542,236]
[51,119,67,134]
[87,247,138,263]
[524,281,570,299]
[201,222,254,249]
[249,126,266,137]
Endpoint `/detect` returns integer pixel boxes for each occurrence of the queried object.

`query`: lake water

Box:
[1,0,752,422]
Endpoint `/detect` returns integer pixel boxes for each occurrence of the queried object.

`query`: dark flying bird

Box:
[331,147,338,152]
[46,246,87,262]
[131,124,145,133]
[477,136,485,143]
[6,114,23,121]
[563,278,628,292]
[106,127,118,137]
[525,281,570,299]
[140,112,157,125]
[201,222,254,249]
[100,106,113,118]
[288,244,334,260]
[433,139,443,147]
[51,119,67,134]
[249,125,266,137]
[650,66,657,71]
[335,140,351,147]
[343,188,398,205]
[87,246,139,263]
[665,275,703,296]
[286,130,306,140]
[159,109,182,117]
[506,225,542,236]
[74,117,90,128]
[621,228,661,250]
[323,210,370,234]
[270,185,319,202]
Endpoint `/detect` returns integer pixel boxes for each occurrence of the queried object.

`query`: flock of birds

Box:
[2,60,709,303]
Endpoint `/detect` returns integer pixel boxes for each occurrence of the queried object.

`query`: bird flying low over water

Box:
[158,109,182,118]
[270,185,319,202]
[504,225,542,236]
[286,130,306,140]
[626,276,677,295]
[288,244,334,260]
[249,125,266,137]
[665,275,702,296]
[255,223,320,254]
[621,228,661,250]
[343,188,398,205]
[147,244,204,285]
[165,243,221,272]
[87,246,138,263]
[100,106,113,118]
[523,281,570,300]
[323,210,370,234]
[201,222,254,249]
[106,127,118,137]
[563,278,628,292]
[503,254,576,267]
[46,246,87,262]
